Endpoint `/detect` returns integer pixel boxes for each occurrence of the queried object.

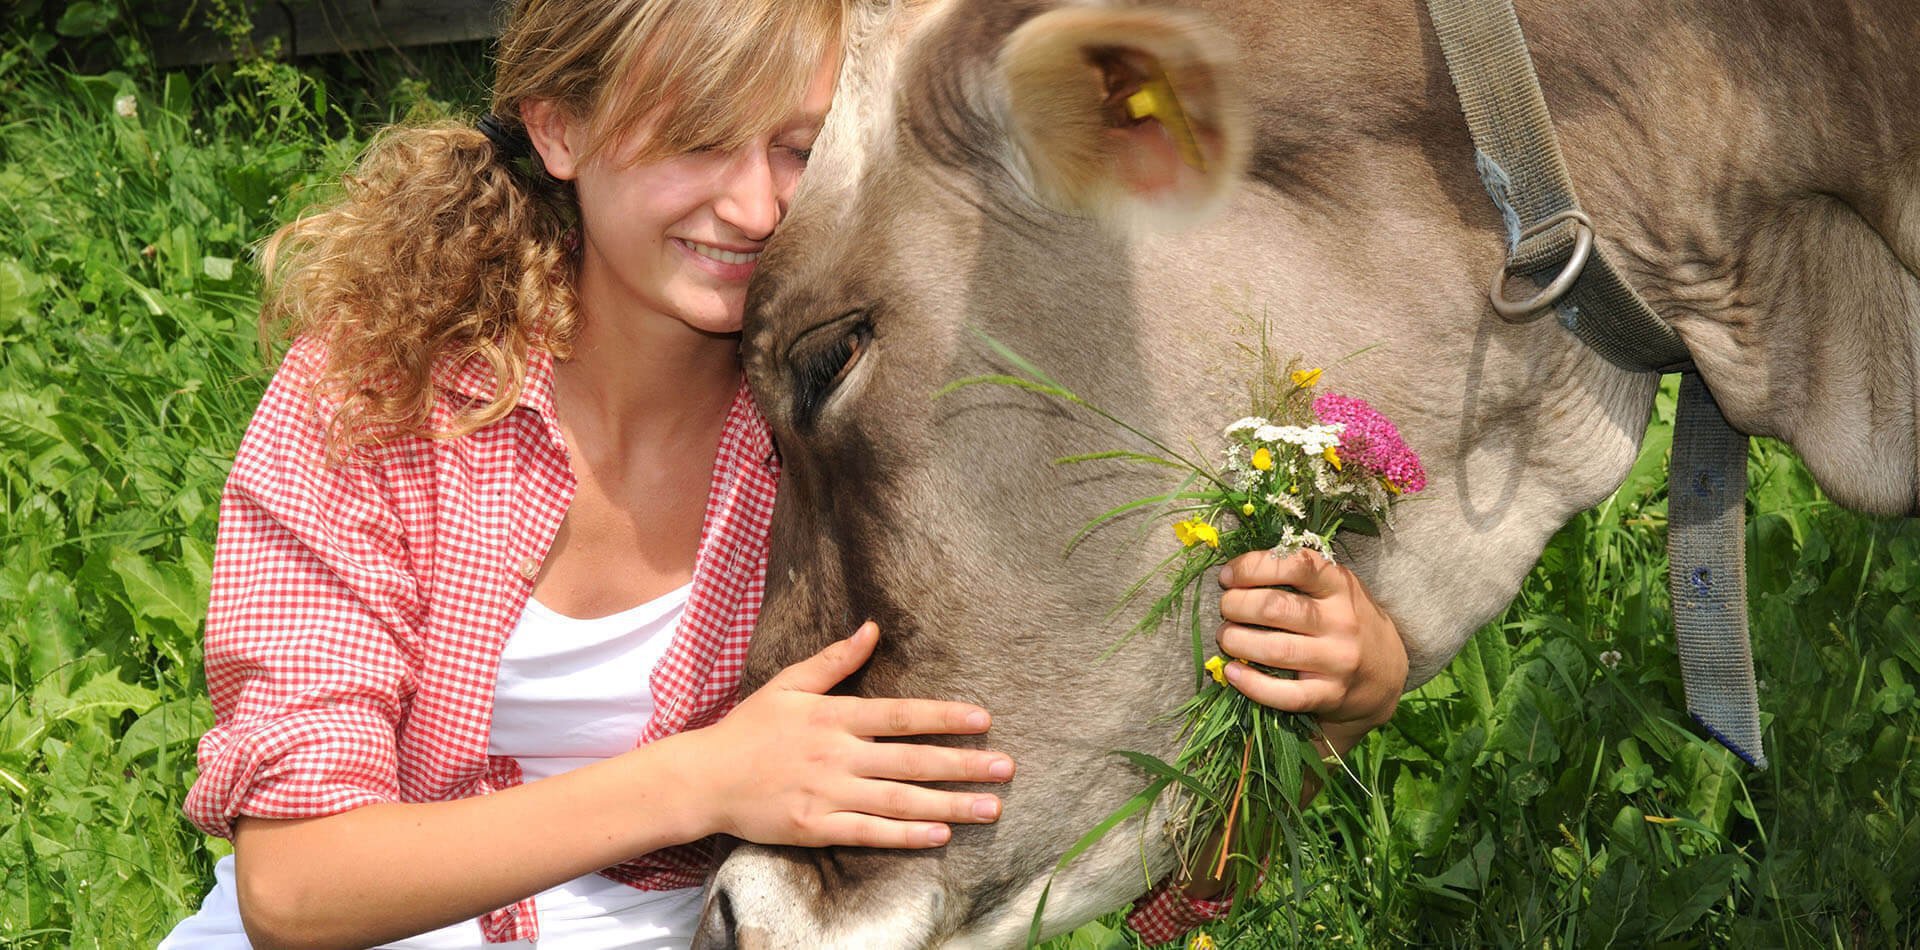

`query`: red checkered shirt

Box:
[184,336,1222,944]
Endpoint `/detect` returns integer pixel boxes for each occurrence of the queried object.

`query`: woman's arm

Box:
[1173,548,1408,905]
[234,623,1014,950]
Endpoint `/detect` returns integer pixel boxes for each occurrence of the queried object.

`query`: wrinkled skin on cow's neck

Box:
[694,1,1920,946]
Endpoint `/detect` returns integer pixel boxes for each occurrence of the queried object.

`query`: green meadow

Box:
[3,10,1915,948]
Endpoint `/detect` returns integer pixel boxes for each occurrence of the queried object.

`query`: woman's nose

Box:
[713,148,784,241]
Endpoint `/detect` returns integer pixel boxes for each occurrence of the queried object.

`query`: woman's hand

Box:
[1213,549,1408,749]
[684,622,1015,850]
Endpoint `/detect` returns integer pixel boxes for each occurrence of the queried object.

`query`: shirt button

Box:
[515,556,541,581]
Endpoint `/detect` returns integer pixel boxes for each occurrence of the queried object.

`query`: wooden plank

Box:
[153,0,504,68]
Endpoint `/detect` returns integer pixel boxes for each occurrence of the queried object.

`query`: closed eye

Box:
[789,312,872,427]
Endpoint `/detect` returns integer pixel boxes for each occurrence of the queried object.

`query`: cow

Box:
[692,0,1920,946]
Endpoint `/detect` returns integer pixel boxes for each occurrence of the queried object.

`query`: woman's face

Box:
[531,52,839,336]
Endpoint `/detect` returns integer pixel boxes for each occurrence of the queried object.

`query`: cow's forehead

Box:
[816,0,1035,188]
[811,2,922,190]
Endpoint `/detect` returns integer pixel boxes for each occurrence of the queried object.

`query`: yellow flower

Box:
[1240,502,1256,517]
[1174,518,1219,548]
[1189,933,1220,950]
[1290,367,1323,388]
[1250,446,1273,471]
[1204,655,1228,686]
[1323,446,1342,470]
[1383,476,1402,496]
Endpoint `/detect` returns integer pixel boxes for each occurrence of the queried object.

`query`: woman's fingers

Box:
[1217,624,1356,677]
[769,621,880,694]
[853,742,1016,784]
[826,695,992,737]
[844,778,1003,825]
[1217,548,1345,597]
[1222,661,1341,714]
[1221,586,1330,634]
[811,814,954,850]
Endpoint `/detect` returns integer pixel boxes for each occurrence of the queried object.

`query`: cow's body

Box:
[695,1,1920,946]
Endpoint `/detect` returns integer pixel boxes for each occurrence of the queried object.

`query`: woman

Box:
[163,0,1408,947]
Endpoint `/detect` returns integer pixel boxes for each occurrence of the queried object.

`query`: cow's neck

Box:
[1248,0,1919,514]
[1529,0,1920,515]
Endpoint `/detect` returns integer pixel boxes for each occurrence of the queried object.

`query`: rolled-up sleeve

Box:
[184,341,421,839]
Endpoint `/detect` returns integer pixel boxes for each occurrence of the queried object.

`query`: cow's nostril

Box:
[689,886,738,950]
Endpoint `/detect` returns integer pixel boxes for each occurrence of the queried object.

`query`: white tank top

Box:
[161,586,706,949]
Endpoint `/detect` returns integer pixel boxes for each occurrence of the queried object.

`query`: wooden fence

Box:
[154,0,503,67]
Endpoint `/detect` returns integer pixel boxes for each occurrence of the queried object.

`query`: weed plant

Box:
[0,22,481,946]
[2,18,1916,950]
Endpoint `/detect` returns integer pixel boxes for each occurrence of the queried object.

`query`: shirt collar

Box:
[433,344,559,424]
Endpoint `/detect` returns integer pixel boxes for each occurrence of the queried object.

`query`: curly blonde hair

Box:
[261,0,846,451]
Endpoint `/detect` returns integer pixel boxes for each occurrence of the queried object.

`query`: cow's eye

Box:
[789,312,872,427]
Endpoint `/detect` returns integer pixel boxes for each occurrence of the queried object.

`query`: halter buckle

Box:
[1490,209,1594,322]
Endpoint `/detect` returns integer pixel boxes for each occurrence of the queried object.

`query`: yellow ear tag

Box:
[1124,73,1206,172]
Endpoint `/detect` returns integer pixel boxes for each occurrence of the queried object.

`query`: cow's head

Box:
[695,0,1920,945]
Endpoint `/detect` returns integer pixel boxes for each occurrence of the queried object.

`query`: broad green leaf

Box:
[26,667,159,736]
[1581,856,1649,948]
[117,697,213,764]
[1391,773,1465,854]
[0,390,66,457]
[0,257,45,325]
[20,573,85,683]
[1650,853,1743,939]
[107,549,205,637]
[1451,630,1499,723]
[1415,831,1494,897]
[1678,742,1738,834]
[54,0,118,37]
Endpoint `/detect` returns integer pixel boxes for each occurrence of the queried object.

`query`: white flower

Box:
[1253,423,1344,455]
[1312,461,1339,494]
[1276,526,1335,561]
[114,94,137,119]
[1598,650,1622,670]
[1264,491,1306,520]
[1224,416,1268,436]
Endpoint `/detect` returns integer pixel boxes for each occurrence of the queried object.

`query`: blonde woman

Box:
[161,1,1409,947]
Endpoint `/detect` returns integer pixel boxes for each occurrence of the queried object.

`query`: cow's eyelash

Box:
[790,315,872,426]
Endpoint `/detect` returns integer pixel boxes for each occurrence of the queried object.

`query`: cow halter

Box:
[1424,0,1767,768]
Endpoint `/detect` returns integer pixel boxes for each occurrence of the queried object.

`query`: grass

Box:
[2,19,1916,950]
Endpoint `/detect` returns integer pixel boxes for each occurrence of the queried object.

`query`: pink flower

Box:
[1311,392,1427,493]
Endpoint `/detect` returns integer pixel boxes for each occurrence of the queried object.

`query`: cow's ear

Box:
[997,6,1247,229]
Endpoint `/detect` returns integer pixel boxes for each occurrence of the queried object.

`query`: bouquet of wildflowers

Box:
[1144,363,1427,908]
[944,333,1426,932]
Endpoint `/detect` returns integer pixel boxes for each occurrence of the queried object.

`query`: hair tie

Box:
[476,112,534,162]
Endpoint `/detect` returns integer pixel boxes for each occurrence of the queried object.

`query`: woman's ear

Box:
[519,99,583,181]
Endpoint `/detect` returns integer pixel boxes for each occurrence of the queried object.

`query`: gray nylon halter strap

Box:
[1424,0,1768,768]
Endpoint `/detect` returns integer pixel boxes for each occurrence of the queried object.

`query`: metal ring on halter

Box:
[1489,208,1594,322]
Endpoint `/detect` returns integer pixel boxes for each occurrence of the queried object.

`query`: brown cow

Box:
[695,0,1920,945]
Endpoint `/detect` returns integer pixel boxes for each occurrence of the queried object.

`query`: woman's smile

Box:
[673,236,763,282]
